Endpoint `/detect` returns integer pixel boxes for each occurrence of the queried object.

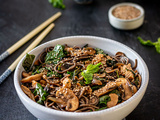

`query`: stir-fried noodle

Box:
[21,44,141,112]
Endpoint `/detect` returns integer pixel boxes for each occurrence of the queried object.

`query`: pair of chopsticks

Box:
[0,12,62,84]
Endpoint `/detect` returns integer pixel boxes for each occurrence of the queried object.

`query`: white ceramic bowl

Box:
[14,36,149,120]
[108,2,145,30]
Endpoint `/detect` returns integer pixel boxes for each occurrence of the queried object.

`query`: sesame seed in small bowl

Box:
[108,2,145,30]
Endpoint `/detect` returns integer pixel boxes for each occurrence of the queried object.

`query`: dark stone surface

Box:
[0,0,160,120]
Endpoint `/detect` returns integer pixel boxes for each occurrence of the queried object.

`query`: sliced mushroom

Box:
[92,78,102,85]
[40,80,47,85]
[107,93,118,108]
[131,85,137,94]
[21,85,35,101]
[60,74,70,82]
[120,63,134,80]
[125,71,134,80]
[115,52,129,64]
[22,71,30,78]
[21,73,42,83]
[32,80,38,88]
[33,60,40,66]
[93,81,117,97]
[115,78,133,100]
[47,97,67,108]
[56,88,79,111]
[120,63,132,75]
[62,77,71,88]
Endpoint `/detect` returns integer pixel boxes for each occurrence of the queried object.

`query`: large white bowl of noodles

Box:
[14,36,149,120]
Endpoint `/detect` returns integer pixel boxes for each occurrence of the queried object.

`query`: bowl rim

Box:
[108,2,145,22]
[14,35,149,117]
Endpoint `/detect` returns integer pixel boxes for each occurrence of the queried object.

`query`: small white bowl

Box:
[108,2,145,30]
[14,36,149,120]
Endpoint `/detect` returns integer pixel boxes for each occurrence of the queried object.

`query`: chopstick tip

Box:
[50,23,55,27]
[57,12,62,16]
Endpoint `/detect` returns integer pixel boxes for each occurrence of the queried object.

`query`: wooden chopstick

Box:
[0,12,61,62]
[0,23,55,84]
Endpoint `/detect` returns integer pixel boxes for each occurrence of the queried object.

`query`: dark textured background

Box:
[0,0,160,120]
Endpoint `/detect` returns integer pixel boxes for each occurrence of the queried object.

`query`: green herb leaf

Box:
[32,65,44,75]
[58,63,62,71]
[95,48,105,54]
[138,36,160,54]
[45,66,52,71]
[86,62,102,74]
[95,106,108,111]
[116,70,119,78]
[81,62,102,84]
[45,66,61,77]
[106,59,117,67]
[45,44,65,64]
[32,69,40,75]
[72,69,81,81]
[33,83,48,105]
[67,71,74,79]
[81,71,93,84]
[22,53,35,72]
[99,95,111,105]
[82,44,88,48]
[134,77,139,86]
[91,84,105,91]
[47,71,53,77]
[73,69,81,76]
[79,81,85,86]
[48,0,65,9]
[154,38,160,53]
[138,36,155,46]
